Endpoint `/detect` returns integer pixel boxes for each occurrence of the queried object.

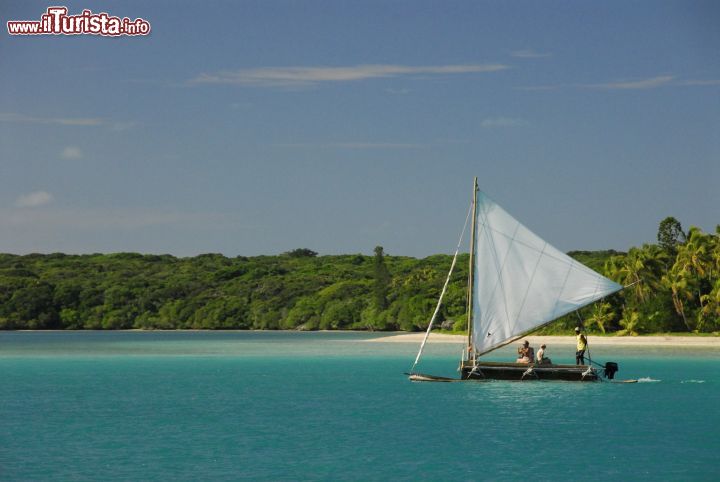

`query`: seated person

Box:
[536,344,552,365]
[516,340,534,364]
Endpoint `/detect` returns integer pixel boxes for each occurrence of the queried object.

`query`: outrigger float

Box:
[408,178,629,383]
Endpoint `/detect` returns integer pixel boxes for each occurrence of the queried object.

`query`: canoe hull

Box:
[460,361,599,382]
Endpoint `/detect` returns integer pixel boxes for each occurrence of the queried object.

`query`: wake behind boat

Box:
[409,178,625,383]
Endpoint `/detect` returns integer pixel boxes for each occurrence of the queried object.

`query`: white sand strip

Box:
[367,333,720,346]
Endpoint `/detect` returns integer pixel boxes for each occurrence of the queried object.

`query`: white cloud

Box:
[191,63,509,87]
[110,121,137,131]
[330,142,422,149]
[518,75,684,92]
[680,79,720,86]
[61,146,83,160]
[0,112,104,126]
[515,84,561,91]
[480,117,527,128]
[14,191,54,208]
[511,50,552,59]
[385,88,411,95]
[585,75,675,90]
[279,141,425,149]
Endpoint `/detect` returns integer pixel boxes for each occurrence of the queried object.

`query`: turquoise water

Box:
[1,332,718,481]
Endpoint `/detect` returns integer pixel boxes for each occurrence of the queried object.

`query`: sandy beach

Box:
[367,333,720,347]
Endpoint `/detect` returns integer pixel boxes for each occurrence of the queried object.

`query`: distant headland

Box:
[1,220,718,334]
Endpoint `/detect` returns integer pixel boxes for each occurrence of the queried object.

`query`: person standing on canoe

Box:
[575,327,588,365]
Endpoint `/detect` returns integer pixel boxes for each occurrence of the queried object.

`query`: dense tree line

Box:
[595,220,720,335]
[0,248,466,331]
[0,220,718,333]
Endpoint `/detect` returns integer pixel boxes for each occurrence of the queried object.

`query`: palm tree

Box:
[675,227,717,330]
[714,225,720,265]
[661,268,693,331]
[699,228,720,331]
[675,227,712,280]
[585,302,615,334]
[699,279,720,331]
[605,245,667,304]
[618,309,640,336]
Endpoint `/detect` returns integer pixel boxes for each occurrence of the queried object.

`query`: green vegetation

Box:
[0,220,718,333]
[0,249,467,331]
[537,222,720,335]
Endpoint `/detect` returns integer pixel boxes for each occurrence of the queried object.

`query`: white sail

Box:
[471,191,622,355]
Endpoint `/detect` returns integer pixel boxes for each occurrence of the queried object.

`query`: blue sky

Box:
[1,1,718,257]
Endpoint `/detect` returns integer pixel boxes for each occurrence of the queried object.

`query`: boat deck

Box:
[460,360,599,381]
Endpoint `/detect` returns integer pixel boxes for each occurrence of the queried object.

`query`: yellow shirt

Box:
[576,334,587,351]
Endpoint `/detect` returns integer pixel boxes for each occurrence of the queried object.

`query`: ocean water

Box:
[1,332,718,481]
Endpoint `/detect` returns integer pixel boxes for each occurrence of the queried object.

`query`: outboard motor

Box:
[604,362,619,380]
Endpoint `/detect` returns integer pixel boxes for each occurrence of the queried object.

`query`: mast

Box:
[465,177,478,360]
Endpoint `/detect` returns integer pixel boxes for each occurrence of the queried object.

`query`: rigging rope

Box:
[410,199,473,374]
